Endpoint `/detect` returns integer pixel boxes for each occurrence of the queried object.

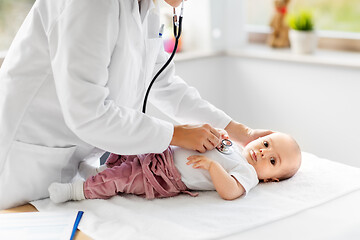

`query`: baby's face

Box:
[242,132,301,182]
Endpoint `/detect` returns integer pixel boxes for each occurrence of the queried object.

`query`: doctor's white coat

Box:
[0,0,231,209]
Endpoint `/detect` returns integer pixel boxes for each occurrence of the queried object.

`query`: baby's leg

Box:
[78,153,131,179]
[78,153,126,179]
[48,155,145,202]
[84,156,145,199]
[48,181,85,203]
[105,153,131,168]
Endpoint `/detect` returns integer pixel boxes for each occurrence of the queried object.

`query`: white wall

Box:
[172,56,360,168]
[209,0,247,51]
[147,56,228,124]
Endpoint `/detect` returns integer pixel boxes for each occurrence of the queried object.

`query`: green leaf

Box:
[287,10,314,31]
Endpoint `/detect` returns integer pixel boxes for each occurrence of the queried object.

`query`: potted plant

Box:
[287,10,317,54]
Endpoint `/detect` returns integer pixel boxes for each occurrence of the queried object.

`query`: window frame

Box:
[1,0,359,66]
[246,24,360,52]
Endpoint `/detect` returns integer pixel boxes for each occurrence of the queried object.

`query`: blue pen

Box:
[70,211,84,240]
[158,24,164,38]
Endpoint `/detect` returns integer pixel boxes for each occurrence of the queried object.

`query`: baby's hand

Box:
[215,128,230,148]
[187,155,213,171]
[216,128,229,140]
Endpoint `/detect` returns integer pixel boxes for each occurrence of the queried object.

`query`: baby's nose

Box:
[259,149,269,158]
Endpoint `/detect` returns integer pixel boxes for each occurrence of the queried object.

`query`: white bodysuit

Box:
[173,144,259,195]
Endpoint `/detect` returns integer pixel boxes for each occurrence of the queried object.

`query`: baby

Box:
[49,132,301,203]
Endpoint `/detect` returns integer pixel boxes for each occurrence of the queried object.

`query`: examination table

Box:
[1,152,360,240]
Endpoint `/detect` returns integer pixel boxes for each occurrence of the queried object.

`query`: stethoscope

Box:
[216,139,234,155]
[142,0,184,114]
[141,0,233,155]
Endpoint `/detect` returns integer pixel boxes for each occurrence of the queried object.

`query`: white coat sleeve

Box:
[48,0,173,154]
[149,49,233,130]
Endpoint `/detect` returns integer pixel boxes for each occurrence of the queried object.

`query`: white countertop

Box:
[1,45,360,69]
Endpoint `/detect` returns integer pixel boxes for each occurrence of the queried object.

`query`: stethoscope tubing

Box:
[141,11,233,155]
[142,16,183,114]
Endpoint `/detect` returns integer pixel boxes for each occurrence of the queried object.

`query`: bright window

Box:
[246,0,360,33]
[0,0,212,53]
[158,0,212,52]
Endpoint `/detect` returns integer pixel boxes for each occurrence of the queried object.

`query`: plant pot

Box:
[289,30,317,54]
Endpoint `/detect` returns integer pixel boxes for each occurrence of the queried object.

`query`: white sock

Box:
[78,161,99,179]
[97,165,108,173]
[71,180,86,201]
[48,181,85,203]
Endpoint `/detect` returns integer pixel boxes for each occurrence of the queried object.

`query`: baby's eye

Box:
[270,157,276,165]
[263,141,269,148]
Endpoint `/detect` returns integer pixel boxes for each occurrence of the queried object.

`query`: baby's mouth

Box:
[250,150,257,162]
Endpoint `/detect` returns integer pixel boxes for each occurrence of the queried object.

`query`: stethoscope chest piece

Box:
[216,139,234,155]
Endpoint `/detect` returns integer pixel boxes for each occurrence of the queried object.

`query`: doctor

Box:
[0,0,271,210]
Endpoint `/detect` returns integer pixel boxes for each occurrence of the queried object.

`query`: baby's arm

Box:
[187,155,245,200]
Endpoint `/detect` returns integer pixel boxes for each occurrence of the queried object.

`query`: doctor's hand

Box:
[170,124,221,153]
[225,121,273,147]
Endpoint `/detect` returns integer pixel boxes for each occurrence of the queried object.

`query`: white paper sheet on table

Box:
[0,211,79,240]
[31,152,360,240]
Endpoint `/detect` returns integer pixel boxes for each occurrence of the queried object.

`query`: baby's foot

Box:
[48,181,85,203]
[78,161,99,179]
[48,182,72,203]
[79,161,108,179]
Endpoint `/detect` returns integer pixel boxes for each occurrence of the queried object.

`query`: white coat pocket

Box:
[0,141,76,208]
[144,38,163,85]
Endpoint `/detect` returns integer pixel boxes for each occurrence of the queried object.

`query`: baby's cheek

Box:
[241,149,248,158]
